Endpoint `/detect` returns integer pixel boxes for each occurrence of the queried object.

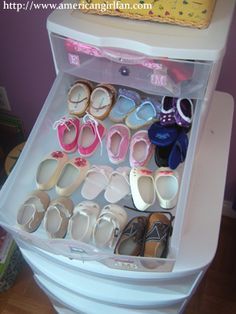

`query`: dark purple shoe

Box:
[160,96,177,126]
[174,98,193,128]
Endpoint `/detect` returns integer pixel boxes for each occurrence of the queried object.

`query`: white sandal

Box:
[81,165,113,200]
[92,204,128,248]
[104,167,131,203]
[68,201,100,243]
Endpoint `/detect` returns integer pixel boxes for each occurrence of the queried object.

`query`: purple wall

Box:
[0,3,58,134]
[216,11,236,201]
[0,6,235,200]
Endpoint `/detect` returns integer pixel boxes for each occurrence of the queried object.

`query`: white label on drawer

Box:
[150,73,168,87]
[68,53,80,66]
[69,246,88,254]
[114,260,138,270]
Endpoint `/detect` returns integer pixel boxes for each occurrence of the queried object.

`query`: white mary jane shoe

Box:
[154,167,179,209]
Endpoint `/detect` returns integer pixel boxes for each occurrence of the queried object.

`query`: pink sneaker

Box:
[78,113,106,157]
[106,124,130,164]
[129,130,154,167]
[53,115,80,153]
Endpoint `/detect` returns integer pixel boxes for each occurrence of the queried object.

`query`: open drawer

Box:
[0,68,204,272]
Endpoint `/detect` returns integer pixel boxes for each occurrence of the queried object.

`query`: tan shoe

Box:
[143,212,172,258]
[55,157,90,197]
[36,151,68,191]
[88,84,116,120]
[44,197,74,238]
[67,80,93,116]
[17,190,50,233]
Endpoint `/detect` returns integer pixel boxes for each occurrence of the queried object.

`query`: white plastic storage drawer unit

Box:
[0,0,235,278]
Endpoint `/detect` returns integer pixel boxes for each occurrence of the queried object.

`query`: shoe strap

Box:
[90,85,114,111]
[68,81,91,104]
[118,88,141,104]
[87,165,110,181]
[109,170,130,187]
[86,165,111,183]
[94,212,120,247]
[82,112,103,155]
[123,217,146,243]
[22,198,45,228]
[53,116,77,132]
[68,95,88,104]
[48,204,71,218]
[25,197,45,214]
[135,101,157,122]
[145,221,170,242]
[73,204,96,216]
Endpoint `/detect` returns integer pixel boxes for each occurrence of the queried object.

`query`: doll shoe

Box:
[129,130,154,168]
[81,165,113,200]
[93,204,128,248]
[44,197,74,238]
[154,145,172,168]
[154,167,179,209]
[129,168,155,211]
[53,115,80,153]
[109,88,141,122]
[168,131,189,169]
[36,151,68,190]
[88,84,116,120]
[174,98,193,128]
[125,99,161,130]
[148,122,179,147]
[17,190,50,233]
[104,167,131,203]
[143,212,172,258]
[160,96,177,126]
[67,80,93,116]
[78,113,106,157]
[114,216,148,256]
[56,157,90,197]
[106,124,130,164]
[68,201,100,243]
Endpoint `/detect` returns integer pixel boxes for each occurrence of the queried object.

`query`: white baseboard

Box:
[222,200,236,218]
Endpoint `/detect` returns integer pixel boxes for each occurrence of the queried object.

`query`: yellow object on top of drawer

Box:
[78,0,217,29]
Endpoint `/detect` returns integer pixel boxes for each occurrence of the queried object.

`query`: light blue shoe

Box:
[125,99,161,130]
[109,88,141,122]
